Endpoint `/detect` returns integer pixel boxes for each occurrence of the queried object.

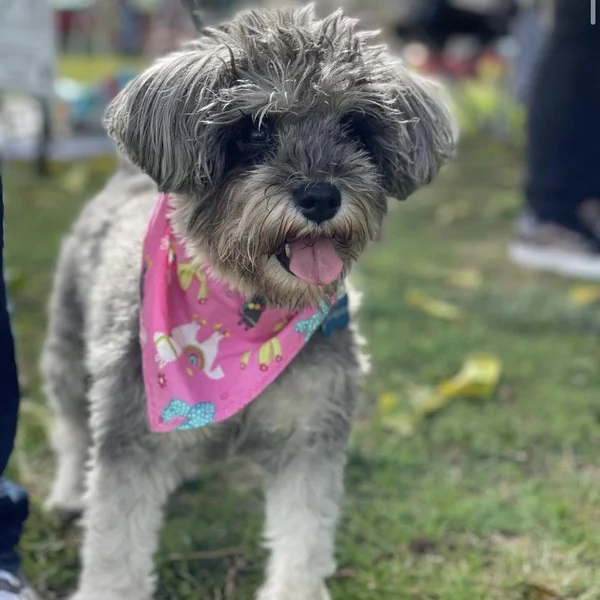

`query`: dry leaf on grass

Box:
[520,582,566,600]
[404,289,464,321]
[568,285,600,307]
[444,268,483,290]
[377,354,502,436]
[437,353,502,400]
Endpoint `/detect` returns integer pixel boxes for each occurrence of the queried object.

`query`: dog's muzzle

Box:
[293,183,341,225]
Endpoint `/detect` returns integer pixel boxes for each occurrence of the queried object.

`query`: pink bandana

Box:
[140,194,348,432]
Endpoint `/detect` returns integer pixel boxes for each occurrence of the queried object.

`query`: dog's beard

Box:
[172,176,384,309]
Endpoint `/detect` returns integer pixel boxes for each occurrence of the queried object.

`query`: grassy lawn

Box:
[59,55,147,83]
[3,133,599,600]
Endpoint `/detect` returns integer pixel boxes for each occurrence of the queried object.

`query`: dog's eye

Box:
[237,118,273,152]
[226,117,276,171]
[247,124,270,144]
[340,114,372,150]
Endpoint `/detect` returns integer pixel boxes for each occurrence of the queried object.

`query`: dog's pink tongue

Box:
[288,237,343,286]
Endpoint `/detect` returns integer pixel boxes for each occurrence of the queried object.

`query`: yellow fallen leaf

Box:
[437,354,502,400]
[407,383,446,416]
[377,392,400,418]
[404,289,464,321]
[569,285,600,306]
[377,355,502,437]
[445,268,482,290]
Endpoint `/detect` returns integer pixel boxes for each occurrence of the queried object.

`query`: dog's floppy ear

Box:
[105,50,229,194]
[370,71,457,200]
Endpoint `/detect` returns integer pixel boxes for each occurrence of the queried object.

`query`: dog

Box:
[41,5,455,599]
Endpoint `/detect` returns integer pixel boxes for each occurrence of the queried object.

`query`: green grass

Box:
[3,135,599,600]
[58,55,147,83]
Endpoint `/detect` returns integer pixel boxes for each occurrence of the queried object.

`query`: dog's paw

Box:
[256,580,331,600]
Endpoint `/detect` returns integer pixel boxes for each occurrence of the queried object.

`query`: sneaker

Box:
[509,208,600,280]
[0,570,40,600]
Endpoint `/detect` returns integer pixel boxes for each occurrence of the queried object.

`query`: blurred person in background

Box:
[510,0,549,104]
[119,0,159,55]
[1,0,54,596]
[395,0,517,51]
[394,0,517,75]
[53,0,95,53]
[0,175,39,600]
[509,0,600,278]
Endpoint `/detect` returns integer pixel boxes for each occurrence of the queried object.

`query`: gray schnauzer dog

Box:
[41,5,455,600]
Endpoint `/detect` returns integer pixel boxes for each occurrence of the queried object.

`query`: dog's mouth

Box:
[275,236,344,286]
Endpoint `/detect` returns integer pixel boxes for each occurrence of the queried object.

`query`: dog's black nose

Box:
[293,183,341,224]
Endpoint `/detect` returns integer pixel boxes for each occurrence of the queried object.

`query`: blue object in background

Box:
[55,69,137,133]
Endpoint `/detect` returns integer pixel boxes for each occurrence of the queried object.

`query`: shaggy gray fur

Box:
[42,6,455,600]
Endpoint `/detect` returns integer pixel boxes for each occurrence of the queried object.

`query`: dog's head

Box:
[106,5,456,308]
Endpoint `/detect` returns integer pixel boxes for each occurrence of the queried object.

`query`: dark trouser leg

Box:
[0,481,28,572]
[526,0,600,224]
[0,173,27,572]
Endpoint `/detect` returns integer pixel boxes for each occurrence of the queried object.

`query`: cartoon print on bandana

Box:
[239,295,267,330]
[154,321,225,380]
[294,300,331,341]
[177,260,208,303]
[161,398,216,430]
[239,337,283,371]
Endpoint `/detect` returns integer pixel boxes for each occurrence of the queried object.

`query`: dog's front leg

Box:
[70,402,190,600]
[256,451,346,600]
[71,451,177,600]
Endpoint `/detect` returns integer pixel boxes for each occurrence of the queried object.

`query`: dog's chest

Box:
[234,328,360,446]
